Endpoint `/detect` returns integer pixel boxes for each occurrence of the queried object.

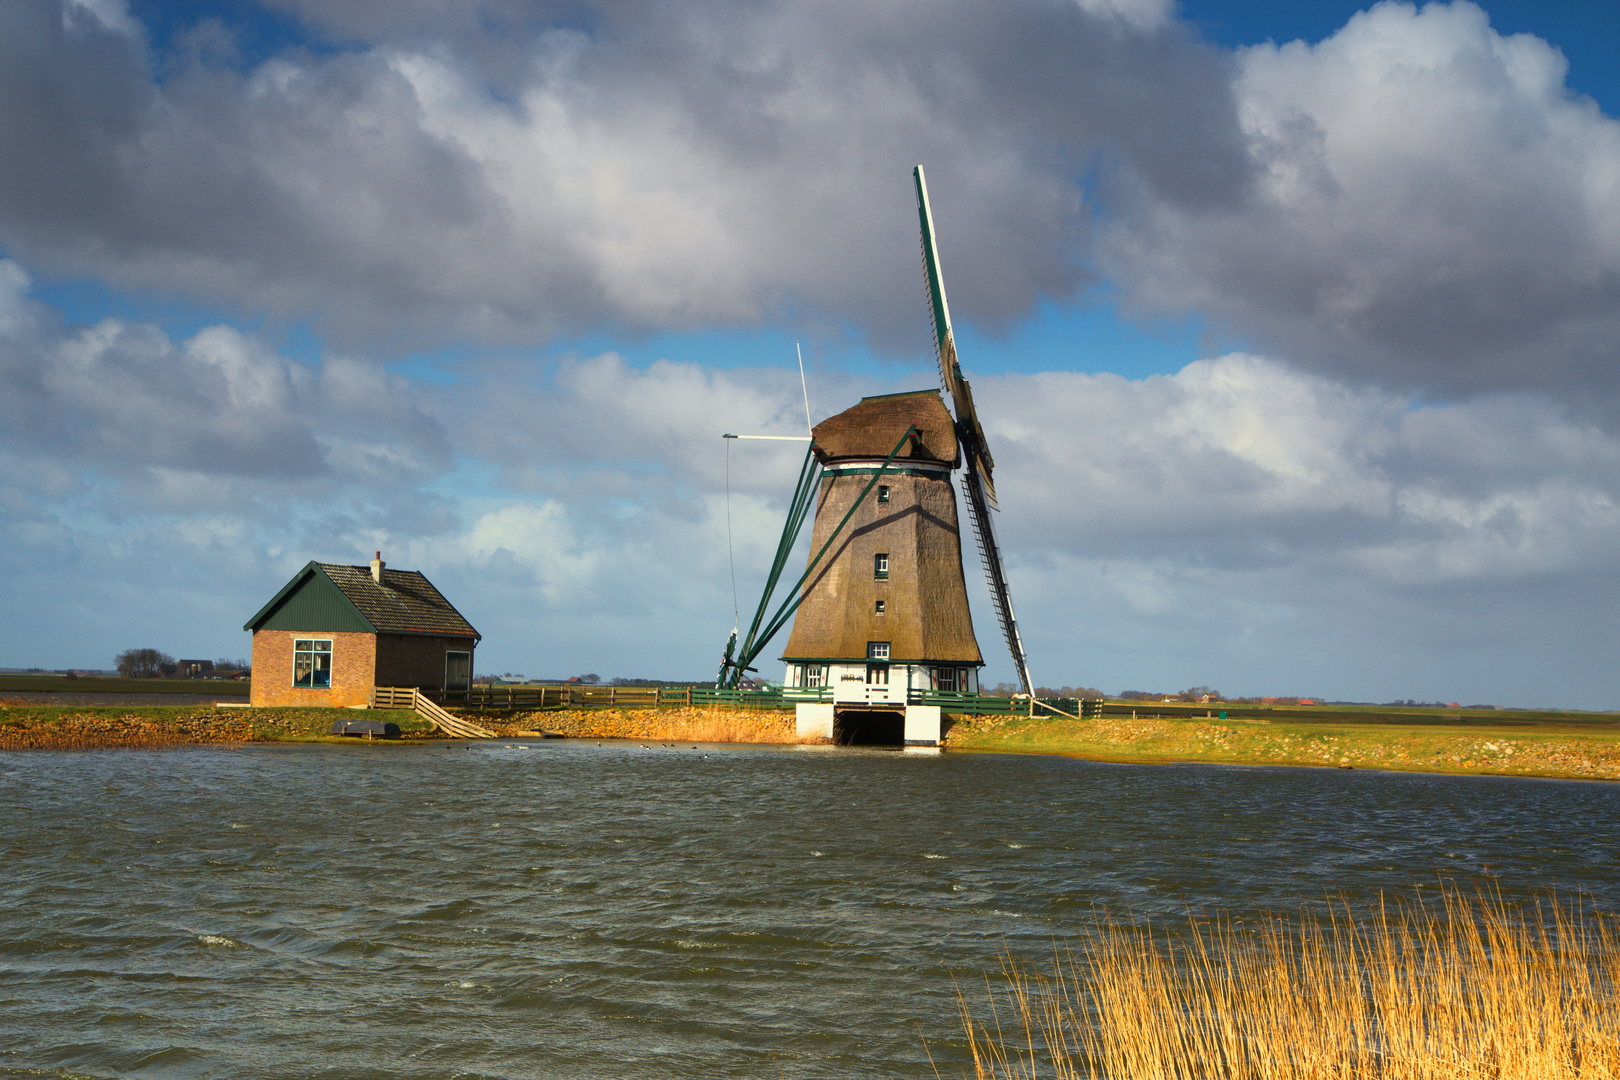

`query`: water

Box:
[2,742,1617,1079]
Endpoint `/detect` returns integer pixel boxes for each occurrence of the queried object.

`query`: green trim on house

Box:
[243,563,377,634]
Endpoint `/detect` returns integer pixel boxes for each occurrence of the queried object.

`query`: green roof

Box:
[244,562,480,639]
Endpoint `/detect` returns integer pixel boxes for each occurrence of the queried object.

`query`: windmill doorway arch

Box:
[834,706,906,746]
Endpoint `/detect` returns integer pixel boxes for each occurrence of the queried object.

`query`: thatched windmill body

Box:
[718,167,1030,746]
[779,388,985,743]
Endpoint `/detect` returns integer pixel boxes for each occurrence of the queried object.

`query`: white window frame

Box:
[804,665,828,688]
[874,553,889,579]
[866,663,889,686]
[874,599,886,615]
[877,484,890,503]
[867,641,890,660]
[292,638,332,689]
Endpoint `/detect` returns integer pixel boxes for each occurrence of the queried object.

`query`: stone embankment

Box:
[0,709,256,750]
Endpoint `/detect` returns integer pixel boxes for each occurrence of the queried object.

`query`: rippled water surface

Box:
[3,742,1618,1078]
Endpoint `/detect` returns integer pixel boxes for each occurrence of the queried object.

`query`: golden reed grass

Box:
[505,706,829,744]
[956,883,1620,1080]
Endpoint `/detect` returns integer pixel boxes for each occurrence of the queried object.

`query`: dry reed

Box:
[502,706,828,744]
[957,883,1620,1080]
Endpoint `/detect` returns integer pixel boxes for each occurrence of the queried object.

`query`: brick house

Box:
[245,553,481,708]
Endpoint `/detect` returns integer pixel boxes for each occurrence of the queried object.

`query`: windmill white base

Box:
[794,700,943,746]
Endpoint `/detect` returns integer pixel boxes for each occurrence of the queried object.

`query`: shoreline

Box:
[5,703,1620,781]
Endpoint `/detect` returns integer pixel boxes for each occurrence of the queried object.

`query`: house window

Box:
[935,667,957,692]
[877,485,890,503]
[875,599,886,615]
[804,665,828,688]
[867,641,890,660]
[292,639,332,688]
[874,553,889,579]
[866,663,889,686]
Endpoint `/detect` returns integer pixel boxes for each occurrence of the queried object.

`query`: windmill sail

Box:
[913,165,1033,697]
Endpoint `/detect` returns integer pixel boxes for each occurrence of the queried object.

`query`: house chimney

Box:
[371,551,384,584]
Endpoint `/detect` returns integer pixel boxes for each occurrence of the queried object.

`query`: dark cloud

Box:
[0,0,1243,350]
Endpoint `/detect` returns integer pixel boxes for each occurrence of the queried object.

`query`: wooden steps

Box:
[371,687,497,739]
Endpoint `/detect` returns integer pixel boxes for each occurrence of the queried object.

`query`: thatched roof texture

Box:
[811,390,959,466]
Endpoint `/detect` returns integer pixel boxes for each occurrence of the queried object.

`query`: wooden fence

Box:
[371,686,497,738]
[422,683,1101,719]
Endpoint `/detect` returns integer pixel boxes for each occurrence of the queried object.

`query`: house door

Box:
[445,651,471,695]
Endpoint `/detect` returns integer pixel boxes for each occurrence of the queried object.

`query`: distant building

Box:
[244,553,480,708]
[174,659,214,679]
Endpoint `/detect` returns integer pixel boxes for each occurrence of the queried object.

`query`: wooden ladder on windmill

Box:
[371,687,497,738]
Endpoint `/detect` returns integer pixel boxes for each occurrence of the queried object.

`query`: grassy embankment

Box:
[0,705,427,749]
[945,704,1620,781]
[0,700,812,749]
[956,882,1620,1080]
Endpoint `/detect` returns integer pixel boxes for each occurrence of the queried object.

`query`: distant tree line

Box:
[114,650,250,678]
[116,649,173,678]
[988,682,1106,699]
[1120,686,1230,702]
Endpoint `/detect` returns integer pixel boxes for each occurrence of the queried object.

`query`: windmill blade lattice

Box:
[913,165,1032,697]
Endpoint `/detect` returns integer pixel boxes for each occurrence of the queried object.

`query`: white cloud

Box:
[63,0,139,39]
[983,354,1620,585]
[1073,0,1173,32]
[1102,0,1620,404]
[5,319,1619,702]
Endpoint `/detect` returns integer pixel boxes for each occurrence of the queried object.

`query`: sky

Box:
[2,0,1618,708]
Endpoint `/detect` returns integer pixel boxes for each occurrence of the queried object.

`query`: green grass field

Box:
[0,673,250,696]
[948,707,1620,781]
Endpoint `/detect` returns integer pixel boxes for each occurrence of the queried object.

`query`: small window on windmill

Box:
[877,485,890,503]
[874,553,889,579]
[867,641,890,660]
[875,599,886,616]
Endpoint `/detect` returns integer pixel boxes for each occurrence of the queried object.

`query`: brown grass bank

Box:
[491,706,824,745]
[956,884,1620,1080]
[0,705,428,749]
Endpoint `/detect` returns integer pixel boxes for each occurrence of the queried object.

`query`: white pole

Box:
[796,342,813,437]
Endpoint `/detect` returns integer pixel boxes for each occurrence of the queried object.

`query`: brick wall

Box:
[250,630,377,708]
[375,634,476,691]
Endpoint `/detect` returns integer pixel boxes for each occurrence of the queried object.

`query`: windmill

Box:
[718,166,1032,746]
